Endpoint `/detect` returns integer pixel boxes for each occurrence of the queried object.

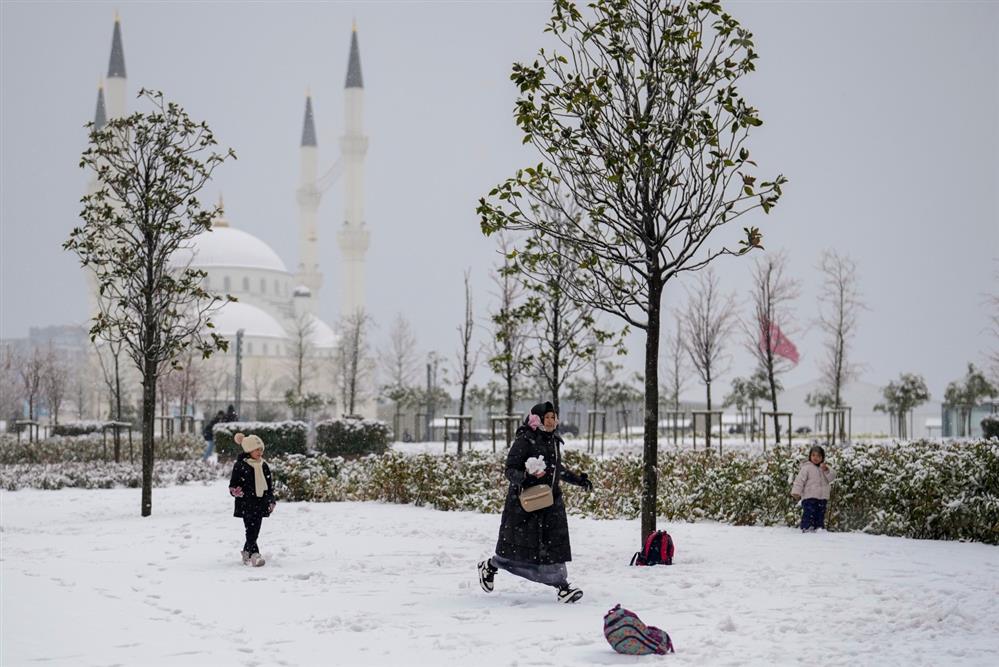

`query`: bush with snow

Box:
[270,439,999,544]
[0,460,227,491]
[213,421,308,459]
[0,434,203,464]
[315,418,391,458]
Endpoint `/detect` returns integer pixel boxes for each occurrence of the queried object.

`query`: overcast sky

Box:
[1,0,997,401]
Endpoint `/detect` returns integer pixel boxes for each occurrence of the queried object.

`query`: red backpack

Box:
[630,530,674,566]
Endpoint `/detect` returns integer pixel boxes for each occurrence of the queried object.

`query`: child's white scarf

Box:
[244,458,268,497]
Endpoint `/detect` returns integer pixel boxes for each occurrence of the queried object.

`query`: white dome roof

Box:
[308,315,337,349]
[174,226,288,273]
[211,301,288,340]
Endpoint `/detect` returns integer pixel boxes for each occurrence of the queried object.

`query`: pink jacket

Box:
[791,462,835,500]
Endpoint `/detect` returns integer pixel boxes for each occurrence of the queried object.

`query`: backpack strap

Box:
[630,552,641,566]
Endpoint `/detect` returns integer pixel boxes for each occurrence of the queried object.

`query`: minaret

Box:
[84,82,108,320]
[296,91,321,313]
[336,23,370,318]
[105,12,127,119]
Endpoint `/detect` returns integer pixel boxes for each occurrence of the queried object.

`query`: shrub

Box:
[268,439,999,544]
[0,433,202,464]
[981,415,999,439]
[0,460,228,491]
[316,418,391,457]
[213,421,307,459]
[50,421,110,437]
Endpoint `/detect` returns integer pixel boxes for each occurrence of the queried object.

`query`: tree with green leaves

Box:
[874,373,930,439]
[478,0,785,541]
[943,364,997,436]
[65,89,234,516]
[723,368,771,441]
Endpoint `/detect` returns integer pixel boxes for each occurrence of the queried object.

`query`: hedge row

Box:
[0,460,228,491]
[0,434,204,464]
[213,421,308,458]
[212,419,391,459]
[270,439,999,544]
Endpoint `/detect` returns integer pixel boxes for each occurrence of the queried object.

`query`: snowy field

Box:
[3,482,998,666]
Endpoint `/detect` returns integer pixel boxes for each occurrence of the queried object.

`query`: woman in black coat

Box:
[478,401,593,603]
[228,433,275,567]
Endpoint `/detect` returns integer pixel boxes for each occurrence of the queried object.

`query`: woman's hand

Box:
[821,463,830,472]
[531,469,547,478]
[791,493,801,501]
[229,486,244,498]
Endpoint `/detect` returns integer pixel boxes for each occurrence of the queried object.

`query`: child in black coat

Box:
[228,432,275,566]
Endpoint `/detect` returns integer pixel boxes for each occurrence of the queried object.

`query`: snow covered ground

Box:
[3,482,998,666]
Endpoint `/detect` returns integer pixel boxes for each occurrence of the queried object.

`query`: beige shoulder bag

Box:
[519,442,557,512]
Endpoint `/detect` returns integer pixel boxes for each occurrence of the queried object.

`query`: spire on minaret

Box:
[107,13,126,79]
[345,25,363,89]
[94,82,107,130]
[301,92,317,147]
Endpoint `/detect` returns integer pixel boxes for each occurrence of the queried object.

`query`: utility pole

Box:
[234,329,244,417]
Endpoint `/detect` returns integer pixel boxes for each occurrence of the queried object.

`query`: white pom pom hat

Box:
[234,432,265,454]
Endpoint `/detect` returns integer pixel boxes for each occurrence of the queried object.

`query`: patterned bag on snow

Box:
[603,604,674,655]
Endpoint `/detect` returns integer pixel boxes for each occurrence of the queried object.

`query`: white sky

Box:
[1,0,997,401]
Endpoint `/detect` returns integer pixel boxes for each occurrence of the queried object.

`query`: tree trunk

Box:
[704,375,712,450]
[641,282,663,544]
[458,384,467,457]
[114,355,122,463]
[767,365,780,445]
[141,356,156,517]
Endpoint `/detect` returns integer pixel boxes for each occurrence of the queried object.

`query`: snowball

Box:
[525,455,546,475]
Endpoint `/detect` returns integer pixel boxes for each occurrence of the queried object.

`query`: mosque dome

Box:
[173,226,288,273]
[210,301,289,340]
[307,314,337,349]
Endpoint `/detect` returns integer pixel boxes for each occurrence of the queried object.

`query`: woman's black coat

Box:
[229,453,275,519]
[494,423,587,564]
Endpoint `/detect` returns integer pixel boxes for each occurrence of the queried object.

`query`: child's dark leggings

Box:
[800,498,827,530]
[243,516,262,554]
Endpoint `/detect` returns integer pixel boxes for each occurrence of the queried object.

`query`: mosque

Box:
[85,15,372,416]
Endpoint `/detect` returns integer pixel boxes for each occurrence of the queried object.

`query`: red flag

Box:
[760,321,799,364]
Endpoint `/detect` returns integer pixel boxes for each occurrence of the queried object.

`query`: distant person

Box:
[201,410,226,462]
[225,404,239,423]
[791,445,835,532]
[478,401,593,603]
[228,432,276,566]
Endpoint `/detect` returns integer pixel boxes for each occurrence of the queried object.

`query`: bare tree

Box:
[380,313,419,435]
[246,359,272,420]
[746,252,800,445]
[64,89,233,516]
[488,235,532,443]
[16,346,46,422]
[682,269,738,450]
[0,344,24,425]
[478,0,785,541]
[816,250,864,434]
[453,269,480,455]
[660,320,687,413]
[987,261,999,383]
[335,309,374,417]
[40,345,69,425]
[287,313,316,399]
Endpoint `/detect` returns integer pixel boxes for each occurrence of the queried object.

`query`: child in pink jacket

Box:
[790,445,835,532]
